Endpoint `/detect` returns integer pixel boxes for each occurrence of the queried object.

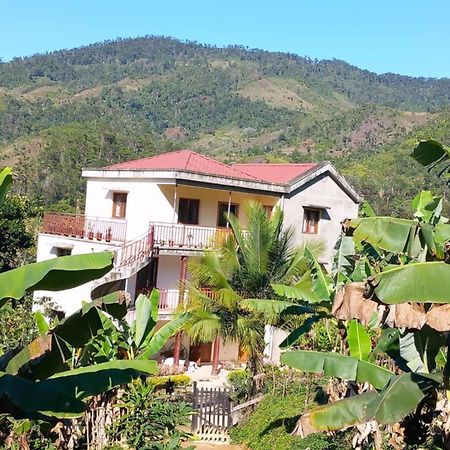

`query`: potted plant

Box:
[96,231,103,241]
[105,227,112,242]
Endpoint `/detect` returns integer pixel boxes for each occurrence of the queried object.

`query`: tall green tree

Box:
[181,202,322,377]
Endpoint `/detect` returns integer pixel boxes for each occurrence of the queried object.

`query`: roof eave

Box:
[81,168,286,194]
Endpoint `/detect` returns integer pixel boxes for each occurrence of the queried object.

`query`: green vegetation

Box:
[182,202,321,379]
[1,36,449,214]
[0,169,195,448]
[107,380,193,449]
[230,392,350,450]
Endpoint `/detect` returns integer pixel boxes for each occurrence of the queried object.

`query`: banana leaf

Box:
[348,217,418,255]
[281,350,393,390]
[347,320,371,361]
[138,314,191,360]
[373,262,450,304]
[0,167,12,205]
[364,372,441,424]
[299,391,378,435]
[0,371,85,419]
[412,139,450,182]
[279,315,322,349]
[0,252,114,307]
[41,359,156,399]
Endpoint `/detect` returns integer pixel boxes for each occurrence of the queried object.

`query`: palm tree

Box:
[180,201,324,380]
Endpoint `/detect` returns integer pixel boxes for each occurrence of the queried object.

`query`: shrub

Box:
[227,369,253,404]
[147,374,191,390]
[108,380,193,449]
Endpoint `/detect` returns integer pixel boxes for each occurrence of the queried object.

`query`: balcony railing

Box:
[152,222,231,250]
[41,213,127,243]
[117,228,154,268]
[158,288,185,311]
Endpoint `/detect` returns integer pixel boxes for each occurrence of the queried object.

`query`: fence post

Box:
[191,381,198,433]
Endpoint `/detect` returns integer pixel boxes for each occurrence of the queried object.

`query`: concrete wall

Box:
[283,173,359,266]
[156,255,182,289]
[159,184,278,229]
[33,234,115,314]
[84,178,175,240]
[84,179,279,241]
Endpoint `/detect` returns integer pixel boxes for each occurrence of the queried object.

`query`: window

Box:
[178,198,200,224]
[112,192,127,218]
[217,202,239,228]
[55,247,72,257]
[303,208,321,234]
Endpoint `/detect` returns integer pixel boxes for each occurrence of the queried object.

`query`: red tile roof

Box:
[105,150,318,185]
[105,150,259,181]
[232,163,317,184]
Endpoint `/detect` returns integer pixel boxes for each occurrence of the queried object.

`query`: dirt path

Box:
[183,443,246,449]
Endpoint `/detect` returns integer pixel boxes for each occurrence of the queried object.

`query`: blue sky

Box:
[1,0,449,78]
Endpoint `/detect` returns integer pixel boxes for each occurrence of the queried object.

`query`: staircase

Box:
[91,227,155,295]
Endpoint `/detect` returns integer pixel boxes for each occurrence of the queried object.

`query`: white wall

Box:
[33,234,115,314]
[156,255,182,289]
[283,173,359,266]
[85,179,175,240]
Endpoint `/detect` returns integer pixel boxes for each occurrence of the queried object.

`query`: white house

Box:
[35,149,360,369]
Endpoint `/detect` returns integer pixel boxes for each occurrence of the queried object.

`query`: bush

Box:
[108,380,193,449]
[230,393,351,450]
[262,365,315,397]
[227,369,253,404]
[147,374,191,390]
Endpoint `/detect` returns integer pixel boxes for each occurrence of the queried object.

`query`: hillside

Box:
[0,36,449,215]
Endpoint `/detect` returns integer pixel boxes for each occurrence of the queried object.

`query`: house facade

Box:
[35,149,360,368]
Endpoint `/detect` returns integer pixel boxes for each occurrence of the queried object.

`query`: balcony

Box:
[41,213,127,243]
[151,222,231,252]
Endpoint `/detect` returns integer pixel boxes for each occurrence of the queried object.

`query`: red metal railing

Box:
[152,222,231,250]
[41,213,127,243]
[117,226,154,268]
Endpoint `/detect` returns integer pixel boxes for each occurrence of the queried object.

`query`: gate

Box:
[191,382,231,442]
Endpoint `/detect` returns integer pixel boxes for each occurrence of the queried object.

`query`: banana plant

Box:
[281,322,442,434]
[0,168,160,419]
[280,171,450,438]
[79,289,191,364]
[412,139,450,184]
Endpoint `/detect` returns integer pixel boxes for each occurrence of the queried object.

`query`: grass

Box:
[229,389,351,450]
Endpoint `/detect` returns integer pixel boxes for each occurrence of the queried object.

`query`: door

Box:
[189,342,213,364]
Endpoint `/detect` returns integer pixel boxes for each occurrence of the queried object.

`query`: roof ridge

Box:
[184,149,194,170]
[233,162,317,166]
[192,151,261,180]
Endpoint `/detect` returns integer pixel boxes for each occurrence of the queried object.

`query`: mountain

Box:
[0,36,449,215]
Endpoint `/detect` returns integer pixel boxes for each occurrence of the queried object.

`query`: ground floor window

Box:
[55,247,72,257]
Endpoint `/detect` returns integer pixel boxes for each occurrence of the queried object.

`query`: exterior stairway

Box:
[90,227,155,296]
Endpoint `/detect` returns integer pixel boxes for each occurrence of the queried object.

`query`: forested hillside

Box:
[1,35,449,215]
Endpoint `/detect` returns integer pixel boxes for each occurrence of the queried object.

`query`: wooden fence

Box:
[191,382,231,442]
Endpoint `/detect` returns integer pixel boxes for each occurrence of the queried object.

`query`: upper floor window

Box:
[112,192,128,218]
[303,208,321,234]
[263,205,273,217]
[217,202,239,227]
[179,198,200,225]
